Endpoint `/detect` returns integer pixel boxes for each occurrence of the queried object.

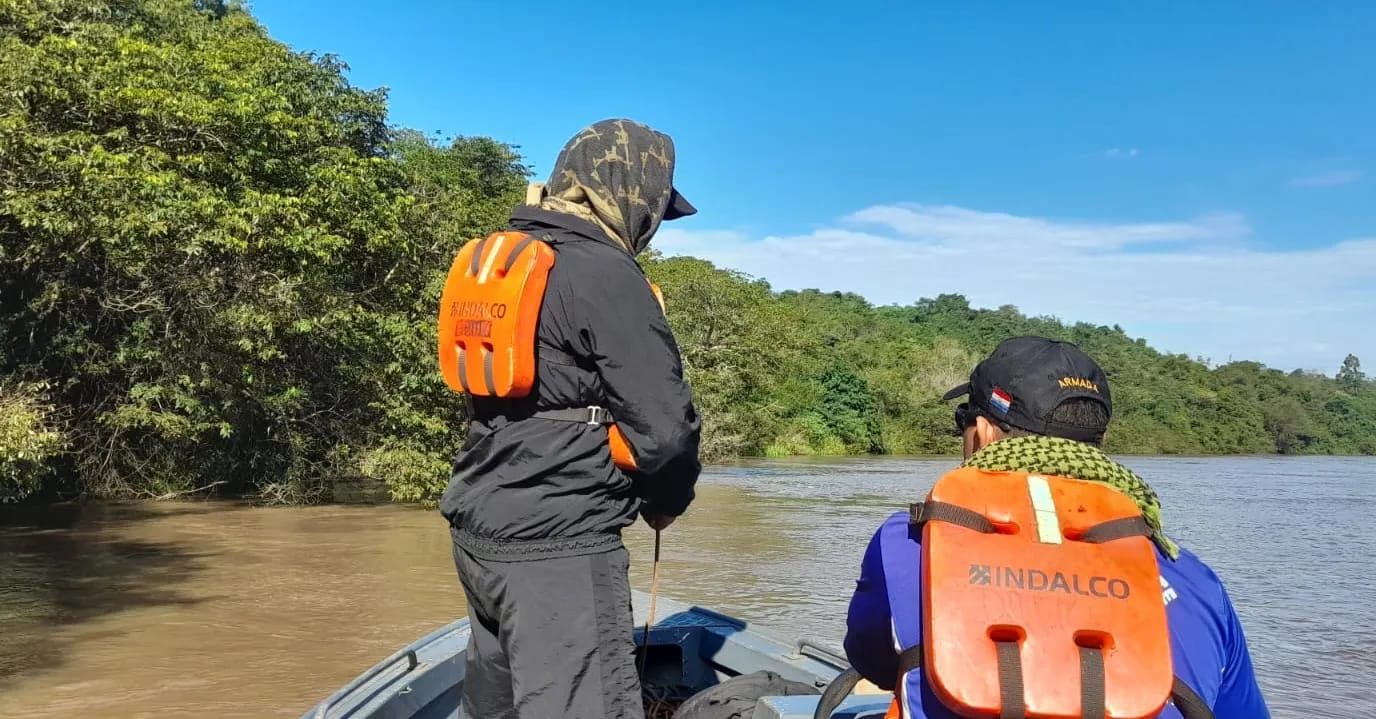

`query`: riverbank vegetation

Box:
[4,1,1374,504]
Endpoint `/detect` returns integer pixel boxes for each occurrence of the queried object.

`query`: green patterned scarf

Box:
[961,435,1179,560]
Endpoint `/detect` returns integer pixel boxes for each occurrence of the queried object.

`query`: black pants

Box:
[452,541,643,719]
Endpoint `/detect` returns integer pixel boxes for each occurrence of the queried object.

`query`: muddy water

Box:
[2,456,1374,717]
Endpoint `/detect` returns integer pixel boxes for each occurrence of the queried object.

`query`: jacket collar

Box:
[508,206,626,253]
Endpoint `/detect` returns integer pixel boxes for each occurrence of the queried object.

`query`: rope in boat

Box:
[643,686,680,719]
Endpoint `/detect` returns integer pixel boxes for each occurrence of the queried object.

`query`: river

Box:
[1,456,1372,717]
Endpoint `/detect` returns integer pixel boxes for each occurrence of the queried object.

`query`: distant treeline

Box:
[3,1,1373,505]
[643,261,1376,460]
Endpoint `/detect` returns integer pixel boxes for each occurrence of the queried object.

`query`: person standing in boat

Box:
[843,337,1270,718]
[438,118,702,719]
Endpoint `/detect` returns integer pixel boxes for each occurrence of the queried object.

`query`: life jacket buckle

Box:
[586,406,613,425]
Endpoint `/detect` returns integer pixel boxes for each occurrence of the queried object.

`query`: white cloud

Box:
[845,204,1247,251]
[1289,170,1362,188]
[1102,147,1140,159]
[653,205,1376,372]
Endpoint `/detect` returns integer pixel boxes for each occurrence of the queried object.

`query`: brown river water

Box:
[2,456,1374,717]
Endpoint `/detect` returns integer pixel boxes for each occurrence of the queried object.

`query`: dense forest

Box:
[3,1,1374,505]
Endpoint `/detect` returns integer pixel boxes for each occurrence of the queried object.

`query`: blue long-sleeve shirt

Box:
[844,511,1270,718]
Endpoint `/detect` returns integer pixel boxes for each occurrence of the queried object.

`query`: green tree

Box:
[1338,354,1365,391]
[642,253,818,459]
[0,381,64,502]
[816,368,885,453]
[0,0,525,502]
[1264,397,1316,454]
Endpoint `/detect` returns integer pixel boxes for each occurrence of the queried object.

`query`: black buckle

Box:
[586,406,612,425]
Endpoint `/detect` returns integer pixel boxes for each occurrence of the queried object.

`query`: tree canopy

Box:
[3,0,1373,505]
[1,0,525,502]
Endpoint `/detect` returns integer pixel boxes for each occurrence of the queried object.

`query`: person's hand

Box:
[641,511,676,531]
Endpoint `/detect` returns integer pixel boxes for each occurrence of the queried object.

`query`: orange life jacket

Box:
[903,467,1175,719]
[436,230,656,472]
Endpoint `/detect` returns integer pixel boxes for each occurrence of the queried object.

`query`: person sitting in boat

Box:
[842,337,1270,718]
[437,118,702,719]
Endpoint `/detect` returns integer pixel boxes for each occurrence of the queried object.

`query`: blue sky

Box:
[253,1,1375,373]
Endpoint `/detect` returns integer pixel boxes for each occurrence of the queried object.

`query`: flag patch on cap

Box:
[990,388,1012,414]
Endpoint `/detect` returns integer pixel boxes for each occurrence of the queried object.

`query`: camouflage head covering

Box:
[531,118,695,254]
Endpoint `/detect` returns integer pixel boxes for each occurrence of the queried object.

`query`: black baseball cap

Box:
[942,336,1112,443]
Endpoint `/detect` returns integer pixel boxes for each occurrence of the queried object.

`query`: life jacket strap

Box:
[466,231,548,277]
[529,406,615,426]
[893,642,1026,719]
[997,640,1026,719]
[909,500,996,534]
[910,504,1151,544]
[1079,646,1105,719]
[896,643,923,677]
[894,640,1214,719]
[1170,676,1216,719]
[1077,515,1152,544]
[454,342,498,396]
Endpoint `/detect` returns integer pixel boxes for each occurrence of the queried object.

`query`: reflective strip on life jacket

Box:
[919,467,1174,719]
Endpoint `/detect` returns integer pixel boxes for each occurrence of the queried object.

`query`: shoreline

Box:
[4,452,1371,510]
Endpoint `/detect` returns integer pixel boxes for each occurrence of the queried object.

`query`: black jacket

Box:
[439,207,701,560]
